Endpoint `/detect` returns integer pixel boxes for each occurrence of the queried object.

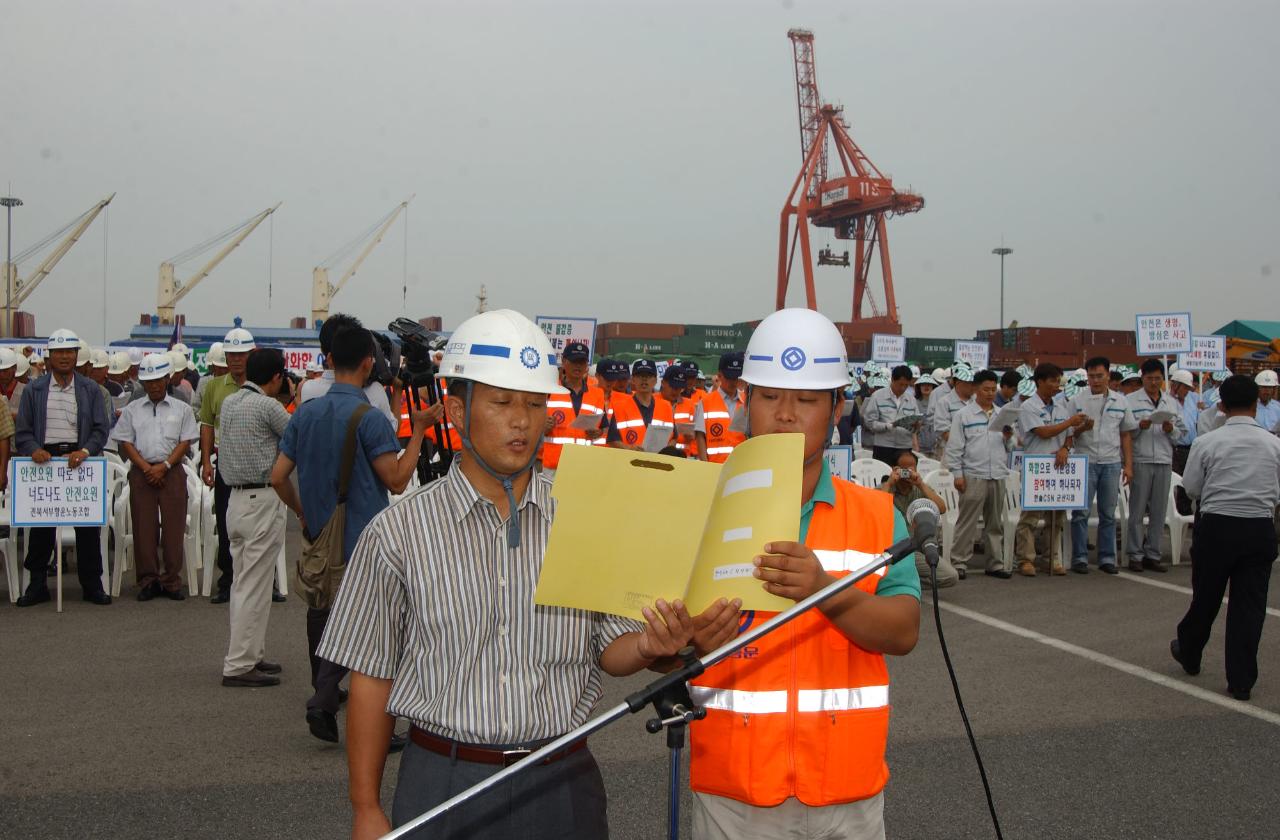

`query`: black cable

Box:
[929,565,1004,840]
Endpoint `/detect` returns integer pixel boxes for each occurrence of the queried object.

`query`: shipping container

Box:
[598,322,685,340]
[603,337,677,356]
[683,324,750,342]
[674,334,749,355]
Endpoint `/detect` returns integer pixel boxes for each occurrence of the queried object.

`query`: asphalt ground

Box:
[2,530,1278,840]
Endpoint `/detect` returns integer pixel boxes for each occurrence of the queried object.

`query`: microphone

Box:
[905,497,942,569]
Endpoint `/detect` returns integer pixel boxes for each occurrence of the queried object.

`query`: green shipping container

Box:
[674,334,749,355]
[683,324,751,343]
[604,338,676,355]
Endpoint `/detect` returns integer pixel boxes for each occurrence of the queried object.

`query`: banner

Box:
[536,315,598,363]
[10,457,109,527]
[1177,335,1227,373]
[1021,455,1089,511]
[954,340,990,370]
[871,334,907,364]
[1135,312,1192,356]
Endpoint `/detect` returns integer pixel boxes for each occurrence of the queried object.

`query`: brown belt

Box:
[408,726,586,767]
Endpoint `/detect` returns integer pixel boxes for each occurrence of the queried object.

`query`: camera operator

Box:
[298,313,400,433]
[880,450,956,587]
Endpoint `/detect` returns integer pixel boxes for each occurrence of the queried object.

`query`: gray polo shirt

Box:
[1068,389,1136,465]
[1016,392,1070,455]
[944,401,1012,480]
[1183,416,1280,518]
[1126,389,1188,465]
[861,386,920,450]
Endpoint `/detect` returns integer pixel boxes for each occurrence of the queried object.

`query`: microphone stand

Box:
[380,536,921,840]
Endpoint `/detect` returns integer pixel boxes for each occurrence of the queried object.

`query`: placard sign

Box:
[824,446,853,482]
[277,346,323,374]
[1135,312,1192,356]
[871,333,907,364]
[1009,449,1025,475]
[954,340,990,370]
[536,316,598,363]
[1020,455,1089,511]
[10,457,109,527]
[1177,335,1226,373]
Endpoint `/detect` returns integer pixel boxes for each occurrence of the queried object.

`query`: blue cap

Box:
[599,359,630,381]
[719,351,744,378]
[563,342,590,362]
[632,359,657,376]
[662,365,688,387]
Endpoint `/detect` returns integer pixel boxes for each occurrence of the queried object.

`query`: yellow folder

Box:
[535,434,803,620]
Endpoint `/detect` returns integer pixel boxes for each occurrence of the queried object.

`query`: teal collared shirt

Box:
[800,461,921,600]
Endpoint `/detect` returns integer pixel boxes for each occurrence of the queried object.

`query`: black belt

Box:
[229,482,270,491]
[409,726,586,767]
[43,443,80,456]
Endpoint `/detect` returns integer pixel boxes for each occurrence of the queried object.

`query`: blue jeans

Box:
[1072,461,1121,567]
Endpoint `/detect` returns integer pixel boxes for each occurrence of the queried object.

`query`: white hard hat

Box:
[108,351,131,376]
[909,364,921,378]
[953,366,975,383]
[0,347,16,371]
[128,348,144,364]
[223,327,256,353]
[740,308,849,390]
[931,368,947,380]
[47,328,80,352]
[138,353,173,382]
[437,309,567,395]
[1256,370,1279,388]
[1017,377,1037,397]
[942,367,953,380]
[172,342,190,356]
[15,353,30,377]
[90,348,110,369]
[205,342,227,367]
[167,350,189,373]
[76,341,92,366]
[1170,369,1195,387]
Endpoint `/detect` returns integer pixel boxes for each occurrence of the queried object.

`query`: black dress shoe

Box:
[255,660,283,675]
[1143,558,1169,573]
[210,590,230,604]
[222,669,281,688]
[83,591,112,606]
[306,708,339,743]
[272,590,287,603]
[163,588,186,601]
[338,688,349,705]
[388,732,408,754]
[1071,564,1089,574]
[984,569,1014,580]
[137,582,161,601]
[16,587,52,607]
[1228,686,1251,702]
[1100,564,1119,575]
[956,568,967,580]
[1170,640,1200,676]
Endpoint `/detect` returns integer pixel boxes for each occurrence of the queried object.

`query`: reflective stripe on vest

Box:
[691,685,890,714]
[542,385,607,469]
[690,687,787,714]
[813,548,888,577]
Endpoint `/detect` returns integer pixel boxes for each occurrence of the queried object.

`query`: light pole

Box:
[1,196,22,339]
[992,245,1012,337]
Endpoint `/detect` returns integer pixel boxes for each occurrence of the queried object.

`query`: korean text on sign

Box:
[871,333,906,364]
[1177,336,1226,373]
[1020,455,1089,511]
[1134,312,1192,356]
[954,340,989,370]
[10,457,109,527]
[535,316,598,361]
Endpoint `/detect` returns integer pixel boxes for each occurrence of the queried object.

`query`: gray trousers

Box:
[951,478,1008,572]
[222,489,285,677]
[1127,462,1171,562]
[391,740,608,839]
[692,791,885,840]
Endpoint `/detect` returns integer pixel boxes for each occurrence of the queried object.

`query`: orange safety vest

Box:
[401,379,462,451]
[611,394,674,449]
[689,479,897,807]
[669,395,696,454]
[541,384,607,469]
[699,389,746,463]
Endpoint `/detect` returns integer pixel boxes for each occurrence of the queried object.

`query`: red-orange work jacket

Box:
[611,394,674,450]
[699,388,746,463]
[540,384,607,470]
[689,479,897,807]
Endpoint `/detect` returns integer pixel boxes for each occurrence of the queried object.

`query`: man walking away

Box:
[219,349,292,688]
[1125,359,1187,572]
[1172,375,1280,702]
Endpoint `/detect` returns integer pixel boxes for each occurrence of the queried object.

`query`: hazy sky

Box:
[3,0,1277,345]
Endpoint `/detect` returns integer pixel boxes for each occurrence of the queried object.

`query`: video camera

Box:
[388,317,447,380]
[369,331,402,388]
[387,318,453,485]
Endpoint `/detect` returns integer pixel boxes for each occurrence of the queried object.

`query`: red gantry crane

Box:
[777,29,924,330]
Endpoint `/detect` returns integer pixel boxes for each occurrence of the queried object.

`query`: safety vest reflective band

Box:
[699,390,746,464]
[690,478,897,807]
[611,395,674,449]
[540,384,607,469]
[671,396,696,454]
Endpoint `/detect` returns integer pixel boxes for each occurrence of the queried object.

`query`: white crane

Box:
[311,197,412,326]
[156,203,280,325]
[3,193,114,337]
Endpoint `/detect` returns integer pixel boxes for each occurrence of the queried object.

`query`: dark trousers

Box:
[214,467,234,593]
[872,445,909,467]
[128,466,188,592]
[1176,513,1277,693]
[306,607,349,714]
[24,526,104,596]
[391,741,608,839]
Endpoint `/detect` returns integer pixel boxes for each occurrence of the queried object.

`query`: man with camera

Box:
[297,313,399,432]
[881,450,956,586]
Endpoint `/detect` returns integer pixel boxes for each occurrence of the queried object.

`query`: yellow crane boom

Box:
[311,196,413,326]
[157,203,280,324]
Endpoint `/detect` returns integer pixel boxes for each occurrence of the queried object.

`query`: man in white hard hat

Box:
[14,328,113,606]
[930,364,976,458]
[1255,369,1280,434]
[685,308,920,840]
[1168,368,1200,475]
[75,340,93,377]
[192,342,228,414]
[0,346,23,419]
[111,353,200,600]
[317,310,707,839]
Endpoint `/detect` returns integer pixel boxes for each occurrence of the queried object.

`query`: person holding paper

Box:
[861,364,921,466]
[316,311,710,840]
[1067,357,1136,574]
[945,370,1014,580]
[694,352,747,463]
[1014,363,1088,577]
[931,365,976,458]
[539,341,607,478]
[607,358,675,452]
[996,369,1020,407]
[688,308,920,840]
[661,364,697,455]
[1125,359,1188,573]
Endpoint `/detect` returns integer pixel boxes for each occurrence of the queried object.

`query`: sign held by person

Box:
[1135,312,1192,356]
[1021,455,1089,510]
[1177,335,1227,373]
[10,457,109,527]
[954,340,990,370]
[536,316,598,363]
[871,333,906,364]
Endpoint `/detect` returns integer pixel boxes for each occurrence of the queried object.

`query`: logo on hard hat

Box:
[519,346,540,370]
[709,422,724,438]
[781,347,807,371]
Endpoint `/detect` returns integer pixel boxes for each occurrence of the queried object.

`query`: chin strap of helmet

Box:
[456,380,545,549]
[743,386,842,467]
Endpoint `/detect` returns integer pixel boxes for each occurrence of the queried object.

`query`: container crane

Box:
[777,29,924,329]
[3,194,114,337]
[311,197,412,327]
[156,203,280,325]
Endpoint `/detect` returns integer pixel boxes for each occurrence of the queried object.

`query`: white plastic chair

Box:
[851,458,892,489]
[181,464,204,595]
[199,484,219,596]
[1002,478,1023,569]
[109,482,134,597]
[916,456,942,476]
[1168,474,1194,565]
[1,490,23,603]
[924,470,960,567]
[274,505,289,597]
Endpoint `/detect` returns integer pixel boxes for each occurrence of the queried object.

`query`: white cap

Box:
[172,342,190,356]
[909,364,921,378]
[437,309,567,395]
[952,366,975,383]
[108,351,131,376]
[223,327,256,353]
[1256,370,1279,387]
[47,328,80,352]
[931,368,946,380]
[942,367,953,380]
[0,347,16,371]
[138,353,173,382]
[1169,369,1195,387]
[305,361,323,373]
[76,341,92,366]
[90,348,110,369]
[206,342,227,367]
[15,353,30,377]
[916,374,939,387]
[740,308,849,390]
[1017,377,1037,397]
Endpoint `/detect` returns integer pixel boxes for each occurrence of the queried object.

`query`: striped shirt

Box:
[45,378,79,444]
[216,382,291,485]
[317,461,642,744]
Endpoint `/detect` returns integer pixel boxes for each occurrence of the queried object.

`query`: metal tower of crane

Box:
[157,204,280,324]
[311,197,412,327]
[3,194,115,336]
[777,29,924,327]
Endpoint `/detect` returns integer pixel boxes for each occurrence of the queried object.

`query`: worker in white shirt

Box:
[1168,368,1200,475]
[860,365,921,465]
[945,370,1014,580]
[1125,359,1189,572]
[931,365,975,458]
[1254,370,1280,435]
[1067,356,1136,574]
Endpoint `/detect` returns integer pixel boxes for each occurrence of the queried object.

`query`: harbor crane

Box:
[3,194,114,337]
[156,203,280,325]
[777,29,924,328]
[311,197,412,327]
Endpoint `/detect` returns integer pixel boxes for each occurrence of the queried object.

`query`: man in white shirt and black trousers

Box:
[1172,375,1280,702]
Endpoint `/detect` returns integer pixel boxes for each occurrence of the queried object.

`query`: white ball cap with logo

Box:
[0,347,17,371]
[437,309,567,395]
[740,308,849,390]
[138,353,173,382]
[47,328,80,352]
[223,328,256,353]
